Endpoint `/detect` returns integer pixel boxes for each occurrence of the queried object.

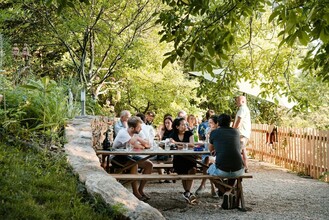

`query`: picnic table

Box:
[96,147,253,211]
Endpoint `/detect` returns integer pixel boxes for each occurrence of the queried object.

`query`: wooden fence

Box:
[248,124,329,182]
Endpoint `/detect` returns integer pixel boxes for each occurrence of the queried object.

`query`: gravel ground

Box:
[127,159,329,220]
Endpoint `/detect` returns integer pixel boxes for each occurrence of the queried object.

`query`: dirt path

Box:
[129,159,329,219]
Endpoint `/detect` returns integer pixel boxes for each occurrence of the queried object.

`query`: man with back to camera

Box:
[233,95,251,173]
[207,113,244,209]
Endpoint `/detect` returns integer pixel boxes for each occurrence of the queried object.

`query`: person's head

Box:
[163,116,173,131]
[127,116,143,134]
[135,112,146,123]
[236,96,247,107]
[145,111,155,124]
[218,114,231,127]
[208,115,219,129]
[172,117,187,134]
[187,114,197,127]
[177,110,187,119]
[120,110,131,122]
[205,109,215,120]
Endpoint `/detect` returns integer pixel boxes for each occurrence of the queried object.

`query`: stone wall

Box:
[64,116,165,220]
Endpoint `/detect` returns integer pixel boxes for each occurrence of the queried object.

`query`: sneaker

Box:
[195,186,205,195]
[182,192,190,203]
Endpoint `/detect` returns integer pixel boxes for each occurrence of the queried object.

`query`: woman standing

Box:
[170,117,196,203]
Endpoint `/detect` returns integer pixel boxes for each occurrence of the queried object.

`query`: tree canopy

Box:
[155,0,329,115]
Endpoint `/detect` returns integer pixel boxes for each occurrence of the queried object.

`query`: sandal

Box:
[188,193,197,204]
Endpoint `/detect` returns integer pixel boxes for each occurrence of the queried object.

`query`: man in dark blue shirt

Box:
[207,113,244,177]
[207,113,244,209]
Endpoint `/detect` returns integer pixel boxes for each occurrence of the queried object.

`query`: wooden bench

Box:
[110,173,252,211]
[152,163,203,171]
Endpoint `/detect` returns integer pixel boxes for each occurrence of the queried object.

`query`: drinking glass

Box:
[153,141,159,151]
[165,142,170,151]
[183,143,188,151]
[165,138,171,150]
[125,143,132,152]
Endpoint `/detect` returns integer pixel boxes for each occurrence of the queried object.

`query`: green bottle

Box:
[193,129,199,143]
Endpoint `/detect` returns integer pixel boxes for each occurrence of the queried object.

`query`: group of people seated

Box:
[108,101,248,205]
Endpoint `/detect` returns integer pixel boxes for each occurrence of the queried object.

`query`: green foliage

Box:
[269,0,329,81]
[0,143,117,219]
[0,0,162,102]
[0,76,71,144]
[157,0,268,70]
[157,0,329,83]
[280,75,329,129]
[43,0,90,13]
[111,27,202,123]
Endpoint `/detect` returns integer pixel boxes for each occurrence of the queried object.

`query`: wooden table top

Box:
[96,148,210,156]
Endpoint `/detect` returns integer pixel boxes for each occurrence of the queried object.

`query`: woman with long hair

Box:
[159,115,173,140]
[170,117,196,203]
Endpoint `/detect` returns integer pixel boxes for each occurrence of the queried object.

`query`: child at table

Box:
[112,116,153,201]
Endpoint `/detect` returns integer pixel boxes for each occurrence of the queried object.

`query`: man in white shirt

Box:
[112,116,153,201]
[233,96,251,173]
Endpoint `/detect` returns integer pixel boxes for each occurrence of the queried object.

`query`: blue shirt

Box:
[198,121,209,141]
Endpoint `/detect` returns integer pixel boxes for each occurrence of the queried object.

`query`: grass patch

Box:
[0,143,119,220]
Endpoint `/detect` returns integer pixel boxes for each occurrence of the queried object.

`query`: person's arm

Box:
[159,129,165,140]
[169,136,195,148]
[188,135,195,148]
[137,136,150,149]
[233,116,241,128]
[208,132,215,155]
[129,136,150,149]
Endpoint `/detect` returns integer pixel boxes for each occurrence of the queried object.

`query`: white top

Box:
[235,104,251,138]
[140,123,155,142]
[113,128,131,149]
